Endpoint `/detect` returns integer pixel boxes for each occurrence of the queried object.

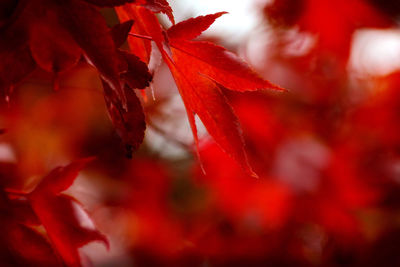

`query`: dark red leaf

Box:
[119,50,152,89]
[10,199,41,226]
[83,0,134,7]
[0,0,18,27]
[111,20,134,48]
[29,13,81,73]
[369,0,400,18]
[57,0,124,104]
[103,81,146,157]
[0,2,37,97]
[0,163,20,189]
[0,46,35,98]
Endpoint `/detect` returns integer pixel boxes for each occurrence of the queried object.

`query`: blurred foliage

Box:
[2,0,400,266]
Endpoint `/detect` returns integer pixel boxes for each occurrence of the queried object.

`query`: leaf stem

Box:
[128,33,153,41]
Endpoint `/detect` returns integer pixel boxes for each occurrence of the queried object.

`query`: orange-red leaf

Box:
[169,40,283,92]
[159,13,283,175]
[167,12,227,40]
[116,9,283,174]
[116,5,153,63]
[164,49,256,177]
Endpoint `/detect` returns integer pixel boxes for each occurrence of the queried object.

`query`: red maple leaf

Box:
[117,9,283,175]
[27,158,108,267]
[1,0,284,173]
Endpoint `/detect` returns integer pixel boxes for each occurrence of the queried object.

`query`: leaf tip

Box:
[98,232,111,251]
[217,11,229,16]
[249,170,259,179]
[242,159,259,178]
[272,84,287,92]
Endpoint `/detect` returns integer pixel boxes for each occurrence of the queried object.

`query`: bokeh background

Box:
[2,0,400,266]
